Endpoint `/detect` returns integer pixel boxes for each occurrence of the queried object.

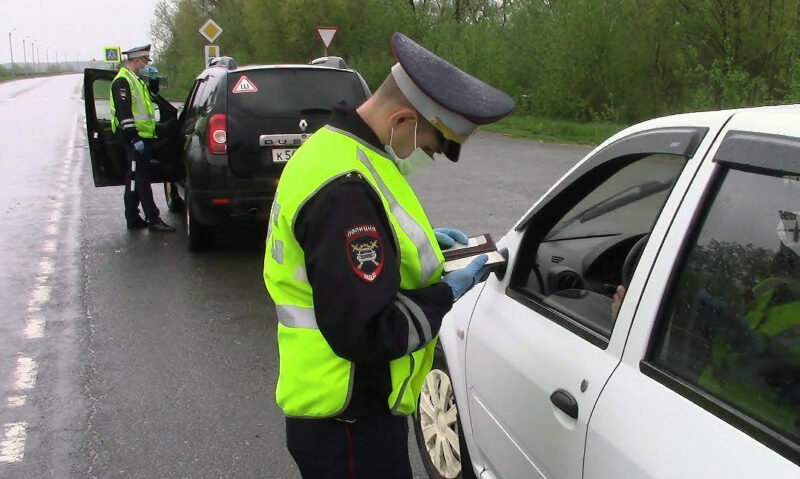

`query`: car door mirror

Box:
[489,248,509,281]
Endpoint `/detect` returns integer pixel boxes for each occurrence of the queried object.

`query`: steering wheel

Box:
[621,234,649,287]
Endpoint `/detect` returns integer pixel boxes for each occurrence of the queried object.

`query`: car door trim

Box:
[713,130,800,176]
[515,127,709,231]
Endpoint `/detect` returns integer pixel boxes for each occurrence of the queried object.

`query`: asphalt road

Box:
[0,74,590,478]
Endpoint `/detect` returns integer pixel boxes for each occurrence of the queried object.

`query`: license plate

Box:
[272,148,296,163]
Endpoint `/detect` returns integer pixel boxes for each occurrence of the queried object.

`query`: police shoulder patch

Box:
[119,87,127,101]
[345,223,384,283]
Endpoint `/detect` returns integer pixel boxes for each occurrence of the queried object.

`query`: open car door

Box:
[83,68,181,187]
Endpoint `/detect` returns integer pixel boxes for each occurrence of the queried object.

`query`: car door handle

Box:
[550,389,578,419]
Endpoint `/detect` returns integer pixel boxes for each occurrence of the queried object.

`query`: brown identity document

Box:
[441,233,507,273]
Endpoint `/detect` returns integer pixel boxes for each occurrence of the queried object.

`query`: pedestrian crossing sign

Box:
[104,47,121,64]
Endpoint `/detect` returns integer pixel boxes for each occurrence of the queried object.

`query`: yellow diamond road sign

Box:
[199,19,222,43]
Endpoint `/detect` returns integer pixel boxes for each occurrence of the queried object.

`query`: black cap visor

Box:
[442,138,461,162]
[434,128,461,162]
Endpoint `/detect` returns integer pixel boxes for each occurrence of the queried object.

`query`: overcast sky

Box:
[1,0,163,64]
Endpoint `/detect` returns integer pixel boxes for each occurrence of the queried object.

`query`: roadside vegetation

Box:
[150,0,800,145]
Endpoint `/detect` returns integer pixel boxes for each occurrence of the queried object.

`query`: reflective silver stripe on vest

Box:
[355,149,440,284]
[271,239,284,264]
[395,299,421,354]
[267,199,280,240]
[390,354,415,415]
[120,69,154,122]
[397,293,433,344]
[276,305,319,329]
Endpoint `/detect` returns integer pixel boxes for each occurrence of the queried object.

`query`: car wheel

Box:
[414,349,475,479]
[164,181,184,213]
[184,185,214,252]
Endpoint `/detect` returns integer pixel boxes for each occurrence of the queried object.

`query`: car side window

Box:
[93,78,113,121]
[200,75,220,112]
[649,168,800,449]
[188,79,208,118]
[511,153,686,345]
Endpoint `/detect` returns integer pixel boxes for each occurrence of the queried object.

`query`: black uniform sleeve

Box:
[295,174,454,364]
[110,77,140,143]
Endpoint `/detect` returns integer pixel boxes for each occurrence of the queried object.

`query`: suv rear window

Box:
[227,69,367,117]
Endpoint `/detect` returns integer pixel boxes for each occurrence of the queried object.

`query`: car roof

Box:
[204,63,357,76]
[599,104,800,150]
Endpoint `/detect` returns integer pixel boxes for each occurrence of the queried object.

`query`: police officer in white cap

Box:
[110,44,174,232]
[263,32,513,478]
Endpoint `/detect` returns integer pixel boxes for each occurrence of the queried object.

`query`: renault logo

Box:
[299,119,308,132]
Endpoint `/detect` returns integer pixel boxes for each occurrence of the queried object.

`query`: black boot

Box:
[148,218,176,232]
[127,215,148,229]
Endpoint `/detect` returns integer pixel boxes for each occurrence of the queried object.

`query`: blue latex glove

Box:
[133,140,144,154]
[442,254,489,300]
[434,227,469,248]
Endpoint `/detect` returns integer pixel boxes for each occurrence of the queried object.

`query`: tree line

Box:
[151,0,800,123]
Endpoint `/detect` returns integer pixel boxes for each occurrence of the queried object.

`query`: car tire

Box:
[184,184,214,252]
[164,181,184,213]
[414,346,476,479]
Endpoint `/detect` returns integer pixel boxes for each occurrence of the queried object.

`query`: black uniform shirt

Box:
[294,106,454,419]
[110,67,142,143]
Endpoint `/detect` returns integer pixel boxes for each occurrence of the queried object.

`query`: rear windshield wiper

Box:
[300,108,332,116]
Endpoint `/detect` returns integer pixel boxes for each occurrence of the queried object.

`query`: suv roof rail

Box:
[309,56,348,69]
[209,56,237,70]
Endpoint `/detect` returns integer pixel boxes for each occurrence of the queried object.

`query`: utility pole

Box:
[22,37,27,68]
[8,29,15,67]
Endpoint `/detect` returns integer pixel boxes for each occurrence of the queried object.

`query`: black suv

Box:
[84,56,371,250]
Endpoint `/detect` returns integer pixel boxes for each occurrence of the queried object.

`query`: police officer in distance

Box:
[263,33,514,478]
[110,44,174,232]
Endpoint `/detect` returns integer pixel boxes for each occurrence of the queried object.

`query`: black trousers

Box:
[123,138,159,222]
[286,414,412,479]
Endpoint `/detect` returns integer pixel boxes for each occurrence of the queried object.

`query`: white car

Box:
[414,106,800,479]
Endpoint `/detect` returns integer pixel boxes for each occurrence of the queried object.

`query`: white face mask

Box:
[384,121,434,176]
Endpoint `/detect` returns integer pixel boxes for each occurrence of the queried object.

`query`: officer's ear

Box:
[387,106,418,131]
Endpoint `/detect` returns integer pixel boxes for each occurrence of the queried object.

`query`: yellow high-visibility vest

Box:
[110,66,156,139]
[264,125,444,417]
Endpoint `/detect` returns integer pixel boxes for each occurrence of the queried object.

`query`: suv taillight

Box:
[208,113,227,155]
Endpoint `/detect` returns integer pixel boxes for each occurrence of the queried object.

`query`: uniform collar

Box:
[328,104,384,153]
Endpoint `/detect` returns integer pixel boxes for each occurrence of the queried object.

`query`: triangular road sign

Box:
[232,75,258,94]
[316,26,338,49]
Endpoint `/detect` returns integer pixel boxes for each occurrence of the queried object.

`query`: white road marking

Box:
[41,239,56,253]
[23,316,45,339]
[12,356,37,390]
[0,422,28,463]
[48,211,60,223]
[6,396,26,408]
[37,259,54,277]
[45,222,58,236]
[29,285,50,304]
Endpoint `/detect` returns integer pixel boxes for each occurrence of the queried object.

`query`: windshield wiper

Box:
[547,181,671,239]
[579,181,671,223]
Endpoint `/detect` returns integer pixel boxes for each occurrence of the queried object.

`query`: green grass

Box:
[483,115,627,146]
